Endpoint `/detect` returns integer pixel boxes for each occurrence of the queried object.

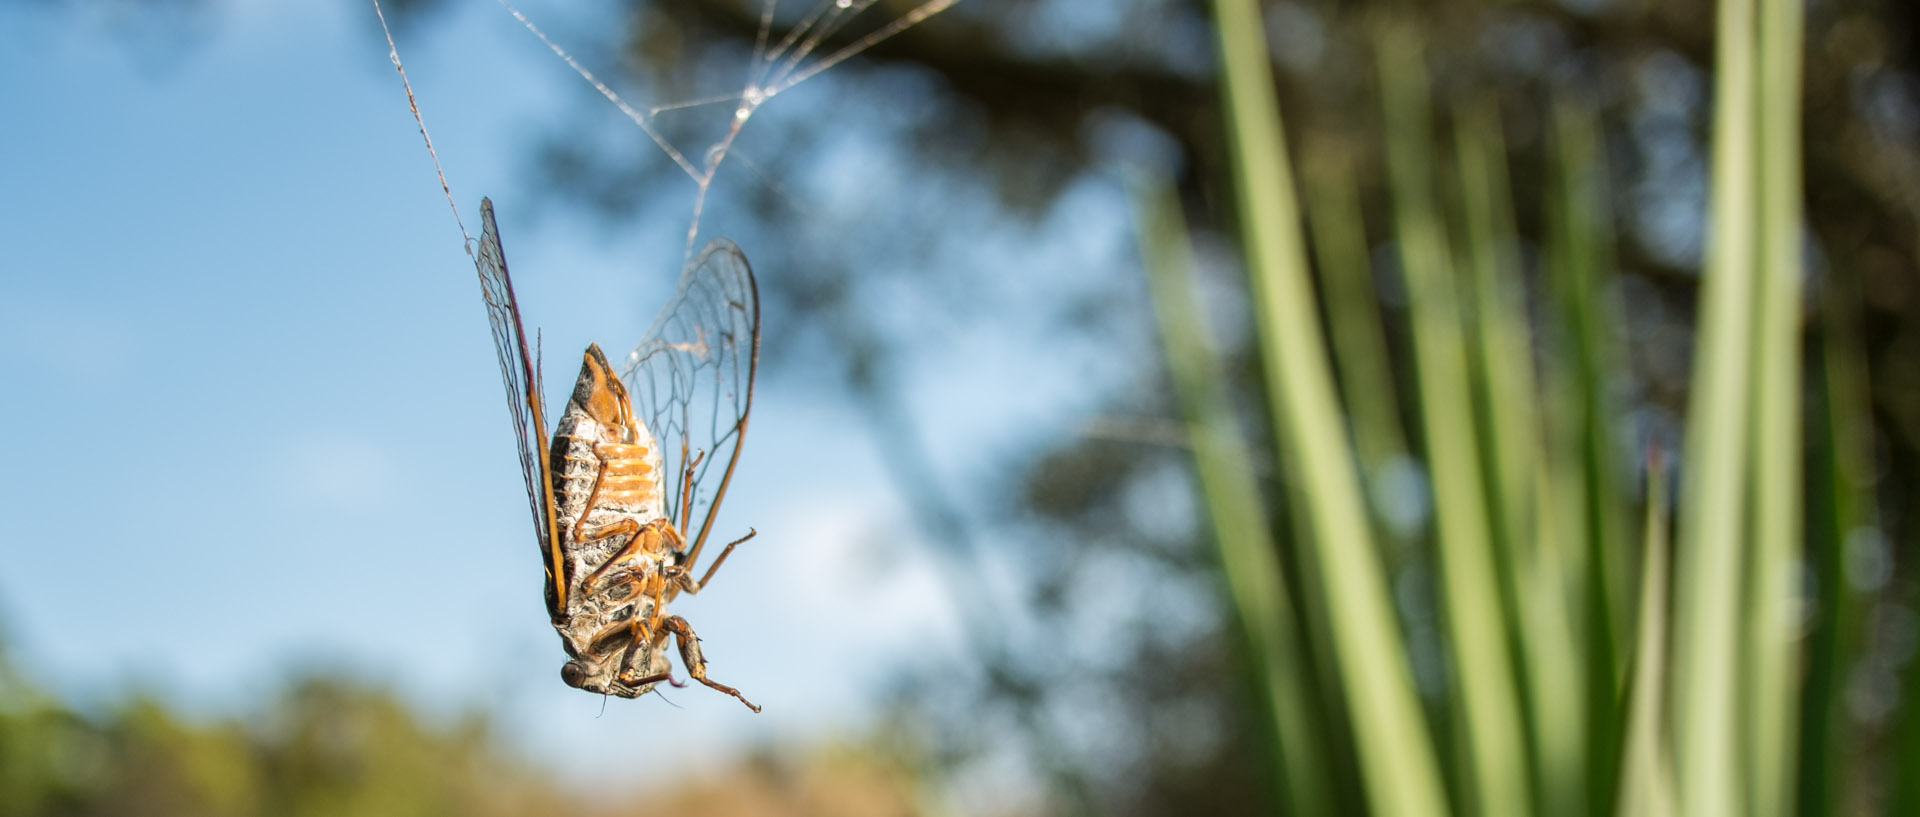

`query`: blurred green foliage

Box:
[0,640,920,817]
[0,645,566,817]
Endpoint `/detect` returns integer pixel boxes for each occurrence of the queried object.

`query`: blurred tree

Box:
[0,643,572,816]
[0,635,924,817]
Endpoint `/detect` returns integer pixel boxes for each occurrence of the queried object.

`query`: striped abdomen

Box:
[585,442,656,506]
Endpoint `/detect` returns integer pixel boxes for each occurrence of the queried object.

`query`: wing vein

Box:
[477,198,567,617]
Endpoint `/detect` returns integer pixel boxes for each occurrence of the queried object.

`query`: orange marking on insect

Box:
[585,445,657,506]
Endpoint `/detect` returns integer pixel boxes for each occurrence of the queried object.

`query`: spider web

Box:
[375,0,960,267]
[497,0,961,263]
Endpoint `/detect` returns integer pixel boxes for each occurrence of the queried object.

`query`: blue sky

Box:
[0,0,1004,783]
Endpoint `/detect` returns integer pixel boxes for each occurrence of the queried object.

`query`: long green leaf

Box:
[1672,0,1761,813]
[1133,170,1331,816]
[1742,0,1805,810]
[1376,24,1529,816]
[1456,96,1592,817]
[1301,141,1410,487]
[1798,278,1873,817]
[1211,2,1447,814]
[1544,98,1630,817]
[1617,451,1676,817]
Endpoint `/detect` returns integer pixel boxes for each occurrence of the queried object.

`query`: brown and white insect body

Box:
[473,198,762,712]
[548,345,672,695]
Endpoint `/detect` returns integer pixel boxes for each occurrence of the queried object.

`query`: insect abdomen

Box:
[550,434,656,522]
[591,443,656,505]
[549,429,599,529]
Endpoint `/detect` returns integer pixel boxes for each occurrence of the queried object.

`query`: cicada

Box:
[473,197,763,712]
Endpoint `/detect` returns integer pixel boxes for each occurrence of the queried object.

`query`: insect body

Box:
[473,197,762,712]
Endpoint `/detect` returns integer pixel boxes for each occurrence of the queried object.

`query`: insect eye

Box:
[561,661,591,689]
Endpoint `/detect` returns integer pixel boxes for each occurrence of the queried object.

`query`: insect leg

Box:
[677,448,707,533]
[623,669,686,689]
[662,615,760,712]
[573,455,617,534]
[571,517,641,548]
[579,519,680,591]
[674,528,757,596]
[616,621,687,689]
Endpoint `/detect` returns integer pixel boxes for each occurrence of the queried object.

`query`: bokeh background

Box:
[2,0,1917,815]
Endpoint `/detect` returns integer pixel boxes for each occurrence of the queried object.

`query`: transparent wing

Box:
[476,198,565,616]
[622,239,760,558]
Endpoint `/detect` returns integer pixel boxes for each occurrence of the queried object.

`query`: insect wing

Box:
[622,239,760,561]
[475,198,566,616]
